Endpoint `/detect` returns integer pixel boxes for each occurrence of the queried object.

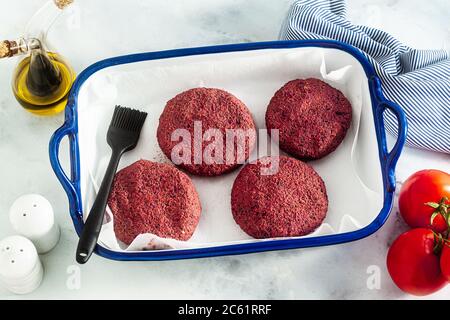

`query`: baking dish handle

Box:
[49,108,82,221]
[377,99,408,193]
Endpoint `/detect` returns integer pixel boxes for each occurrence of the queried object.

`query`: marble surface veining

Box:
[0,0,449,299]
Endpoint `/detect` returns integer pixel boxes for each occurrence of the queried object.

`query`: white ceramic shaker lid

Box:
[9,194,60,254]
[0,235,43,294]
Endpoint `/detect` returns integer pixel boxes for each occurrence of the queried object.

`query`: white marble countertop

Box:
[0,0,449,300]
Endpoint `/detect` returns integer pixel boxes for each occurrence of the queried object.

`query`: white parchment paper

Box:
[76,47,384,252]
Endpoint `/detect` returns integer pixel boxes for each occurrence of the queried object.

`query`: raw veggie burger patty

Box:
[157,88,256,176]
[108,160,201,245]
[231,156,328,238]
[266,78,352,160]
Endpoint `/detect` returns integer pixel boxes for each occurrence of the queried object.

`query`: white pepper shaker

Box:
[9,194,60,254]
[0,236,44,294]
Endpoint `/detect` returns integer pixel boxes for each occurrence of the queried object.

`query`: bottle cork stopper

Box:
[54,0,74,9]
[0,40,16,58]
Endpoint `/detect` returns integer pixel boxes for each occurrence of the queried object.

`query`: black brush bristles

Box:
[111,105,147,132]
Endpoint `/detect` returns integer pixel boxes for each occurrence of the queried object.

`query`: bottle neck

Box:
[25,0,73,43]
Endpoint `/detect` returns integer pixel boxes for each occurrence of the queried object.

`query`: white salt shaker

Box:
[0,236,44,294]
[9,194,60,254]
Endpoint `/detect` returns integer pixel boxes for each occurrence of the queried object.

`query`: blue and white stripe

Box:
[280,0,450,153]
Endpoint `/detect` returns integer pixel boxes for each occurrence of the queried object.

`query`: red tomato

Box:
[441,242,450,282]
[387,228,447,296]
[398,170,450,233]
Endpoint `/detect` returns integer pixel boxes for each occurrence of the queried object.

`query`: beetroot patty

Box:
[266,78,352,160]
[157,88,256,176]
[231,156,328,238]
[108,160,201,245]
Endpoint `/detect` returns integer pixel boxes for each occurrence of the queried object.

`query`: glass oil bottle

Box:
[0,0,75,116]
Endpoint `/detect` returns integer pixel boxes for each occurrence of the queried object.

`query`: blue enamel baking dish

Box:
[49,40,407,261]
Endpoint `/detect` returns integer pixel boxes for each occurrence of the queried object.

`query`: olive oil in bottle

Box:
[1,38,75,116]
[12,41,75,116]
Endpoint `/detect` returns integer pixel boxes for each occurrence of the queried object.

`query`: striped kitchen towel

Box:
[280,0,450,153]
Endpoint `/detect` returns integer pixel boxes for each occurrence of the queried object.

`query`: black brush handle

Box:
[76,148,123,264]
